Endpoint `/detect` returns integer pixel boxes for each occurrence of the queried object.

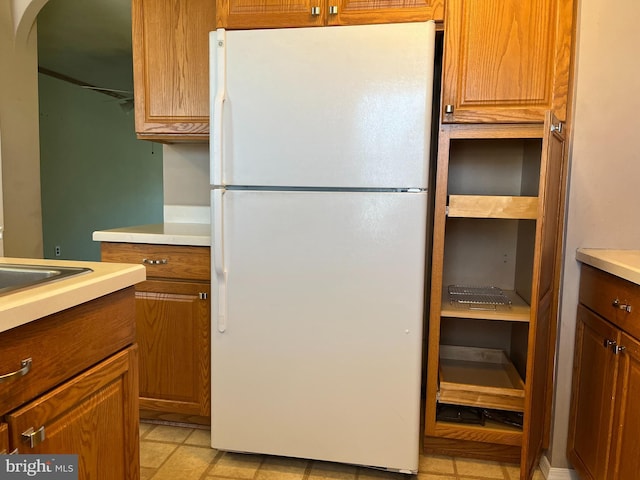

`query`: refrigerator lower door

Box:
[211,189,427,473]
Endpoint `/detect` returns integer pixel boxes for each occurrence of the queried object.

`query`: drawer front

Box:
[0,288,136,415]
[579,264,640,339]
[101,243,210,281]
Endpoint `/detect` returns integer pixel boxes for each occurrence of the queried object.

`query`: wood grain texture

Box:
[101,243,211,281]
[441,0,574,123]
[448,195,538,219]
[0,287,136,415]
[424,435,521,463]
[0,423,9,454]
[217,0,442,28]
[6,347,140,479]
[133,0,215,141]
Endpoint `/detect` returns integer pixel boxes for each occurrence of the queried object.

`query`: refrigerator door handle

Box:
[212,188,227,333]
[211,29,226,187]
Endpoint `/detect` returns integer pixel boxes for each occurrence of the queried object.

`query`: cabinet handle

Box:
[550,122,563,134]
[329,5,338,14]
[612,298,632,313]
[444,104,454,114]
[604,339,616,349]
[142,258,168,265]
[613,345,627,355]
[199,292,208,300]
[0,358,32,384]
[311,6,321,15]
[21,426,45,448]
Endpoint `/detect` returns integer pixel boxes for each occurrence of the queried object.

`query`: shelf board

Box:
[432,419,523,447]
[447,195,538,219]
[441,289,531,322]
[438,345,525,412]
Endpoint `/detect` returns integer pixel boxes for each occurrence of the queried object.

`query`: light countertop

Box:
[0,257,146,333]
[92,223,210,246]
[576,249,640,285]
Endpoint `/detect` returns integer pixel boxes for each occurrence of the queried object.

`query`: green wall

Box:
[39,74,163,261]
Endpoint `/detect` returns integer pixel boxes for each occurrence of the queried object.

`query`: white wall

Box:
[0,0,47,258]
[163,144,209,207]
[549,0,640,468]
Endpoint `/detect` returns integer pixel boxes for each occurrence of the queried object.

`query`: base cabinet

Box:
[101,243,211,425]
[568,264,640,480]
[0,288,140,479]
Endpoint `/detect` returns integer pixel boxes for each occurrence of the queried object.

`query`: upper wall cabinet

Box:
[132,0,216,142]
[441,0,574,123]
[217,0,444,29]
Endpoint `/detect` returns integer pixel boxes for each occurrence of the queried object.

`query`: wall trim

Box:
[540,455,579,480]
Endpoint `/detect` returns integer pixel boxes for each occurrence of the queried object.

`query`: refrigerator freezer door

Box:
[211,22,436,189]
[211,189,427,472]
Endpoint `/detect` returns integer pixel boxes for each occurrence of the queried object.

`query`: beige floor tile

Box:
[185,428,211,447]
[140,441,178,469]
[151,445,218,480]
[417,474,457,480]
[454,458,506,479]
[140,466,156,480]
[255,456,309,480]
[145,424,194,443]
[503,463,521,480]
[420,455,456,475]
[307,460,357,479]
[357,467,412,479]
[139,422,154,438]
[209,452,264,479]
[531,470,545,480]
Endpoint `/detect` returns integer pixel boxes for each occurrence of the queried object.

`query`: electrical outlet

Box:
[55,245,61,257]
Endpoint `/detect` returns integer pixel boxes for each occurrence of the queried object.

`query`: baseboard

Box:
[539,454,579,480]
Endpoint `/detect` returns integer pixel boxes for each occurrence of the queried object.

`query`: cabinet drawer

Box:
[0,288,135,414]
[101,243,210,281]
[579,265,640,339]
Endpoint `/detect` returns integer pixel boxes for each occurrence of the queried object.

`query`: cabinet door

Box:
[5,348,139,479]
[217,0,325,29]
[567,306,619,480]
[0,423,9,454]
[328,0,443,25]
[609,332,640,480]
[441,0,573,123]
[132,0,215,141]
[136,280,211,421]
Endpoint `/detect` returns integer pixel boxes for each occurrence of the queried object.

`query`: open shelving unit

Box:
[424,117,567,472]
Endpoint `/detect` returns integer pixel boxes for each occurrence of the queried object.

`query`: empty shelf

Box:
[447,195,538,219]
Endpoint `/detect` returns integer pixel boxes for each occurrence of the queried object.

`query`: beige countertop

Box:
[92,223,210,246]
[576,248,640,285]
[0,257,145,333]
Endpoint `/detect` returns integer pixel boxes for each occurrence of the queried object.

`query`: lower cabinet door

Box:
[609,332,640,480]
[5,347,140,480]
[567,306,619,480]
[136,280,211,422]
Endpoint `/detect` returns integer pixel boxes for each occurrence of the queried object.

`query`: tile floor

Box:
[139,422,545,480]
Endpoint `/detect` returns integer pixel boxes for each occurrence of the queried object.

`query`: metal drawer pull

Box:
[22,426,45,448]
[311,6,320,15]
[604,339,616,349]
[612,298,632,313]
[329,5,338,14]
[142,258,168,265]
[613,345,627,355]
[0,358,32,384]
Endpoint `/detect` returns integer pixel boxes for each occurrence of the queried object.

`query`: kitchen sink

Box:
[0,263,93,295]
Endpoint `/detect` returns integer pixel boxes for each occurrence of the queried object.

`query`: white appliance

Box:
[210,21,436,474]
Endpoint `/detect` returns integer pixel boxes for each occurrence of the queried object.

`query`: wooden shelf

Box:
[441,289,531,322]
[447,195,538,219]
[438,345,525,412]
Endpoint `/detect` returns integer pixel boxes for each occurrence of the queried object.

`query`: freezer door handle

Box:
[211,29,226,187]
[212,189,227,332]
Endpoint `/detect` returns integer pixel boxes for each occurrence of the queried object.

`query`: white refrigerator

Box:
[210,21,436,473]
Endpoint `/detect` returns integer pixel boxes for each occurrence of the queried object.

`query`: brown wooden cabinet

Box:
[132,0,215,142]
[101,242,212,425]
[0,288,139,479]
[424,114,566,480]
[217,0,443,29]
[568,265,640,480]
[440,0,574,123]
